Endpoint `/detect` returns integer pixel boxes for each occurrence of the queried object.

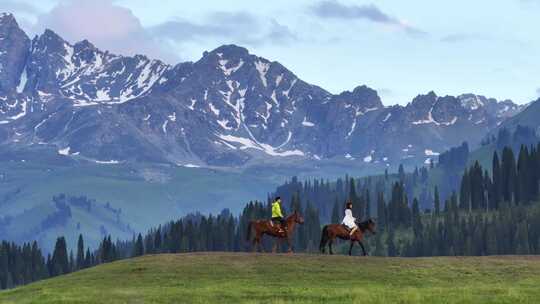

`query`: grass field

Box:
[1,253,540,304]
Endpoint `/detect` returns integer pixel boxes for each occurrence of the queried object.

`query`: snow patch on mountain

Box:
[58,147,70,155]
[425,149,440,156]
[219,134,304,157]
[254,60,269,87]
[302,117,315,127]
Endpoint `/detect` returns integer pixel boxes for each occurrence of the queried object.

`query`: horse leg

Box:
[255,231,265,253]
[251,230,258,253]
[348,241,354,256]
[329,240,334,255]
[252,237,258,253]
[286,236,293,254]
[272,238,278,253]
[359,241,367,256]
[259,236,265,253]
[254,236,262,253]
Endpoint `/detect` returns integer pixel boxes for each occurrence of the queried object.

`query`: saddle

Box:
[342,224,352,232]
[270,219,286,233]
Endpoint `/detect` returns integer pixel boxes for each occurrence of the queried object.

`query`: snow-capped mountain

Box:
[0,13,526,167]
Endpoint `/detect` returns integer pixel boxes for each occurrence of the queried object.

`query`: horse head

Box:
[291,210,305,224]
[366,218,377,234]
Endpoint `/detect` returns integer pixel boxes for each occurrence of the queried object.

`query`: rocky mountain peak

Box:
[0,12,30,93]
[0,13,16,25]
[335,85,383,109]
[33,29,66,52]
[209,44,251,59]
[412,91,437,103]
[458,94,490,110]
[73,39,96,52]
[408,91,439,115]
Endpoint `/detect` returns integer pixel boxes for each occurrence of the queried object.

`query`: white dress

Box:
[342,209,356,229]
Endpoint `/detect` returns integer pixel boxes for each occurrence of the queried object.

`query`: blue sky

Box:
[2,0,539,105]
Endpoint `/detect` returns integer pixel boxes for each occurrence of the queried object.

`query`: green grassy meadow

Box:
[1,253,539,304]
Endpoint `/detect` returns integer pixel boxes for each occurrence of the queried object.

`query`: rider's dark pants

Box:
[272,217,286,228]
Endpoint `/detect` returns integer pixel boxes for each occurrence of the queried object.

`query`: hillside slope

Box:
[1,253,539,304]
[0,155,280,250]
[497,98,540,133]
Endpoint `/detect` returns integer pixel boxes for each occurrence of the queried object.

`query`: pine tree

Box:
[412,198,423,237]
[349,179,358,206]
[518,145,534,204]
[492,151,502,208]
[84,248,92,268]
[154,226,162,253]
[515,222,530,254]
[434,186,440,215]
[76,234,84,270]
[398,164,405,182]
[460,169,471,211]
[501,147,517,204]
[133,234,144,257]
[376,192,387,230]
[331,199,340,224]
[485,222,498,254]
[69,250,74,273]
[387,228,397,257]
[373,234,385,256]
[365,189,371,218]
[51,237,69,276]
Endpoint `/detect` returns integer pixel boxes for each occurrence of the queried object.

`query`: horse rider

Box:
[271,197,286,233]
[342,201,357,237]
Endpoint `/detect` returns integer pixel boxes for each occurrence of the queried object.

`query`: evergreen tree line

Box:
[396,202,540,257]
[0,232,143,290]
[371,142,540,257]
[459,143,540,211]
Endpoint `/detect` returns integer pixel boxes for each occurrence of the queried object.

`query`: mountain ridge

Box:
[0,13,527,167]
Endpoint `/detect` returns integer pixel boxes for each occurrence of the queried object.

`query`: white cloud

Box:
[150,11,297,47]
[33,0,179,62]
[311,1,426,37]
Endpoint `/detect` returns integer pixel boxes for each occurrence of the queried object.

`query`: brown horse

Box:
[246,211,304,253]
[319,219,376,256]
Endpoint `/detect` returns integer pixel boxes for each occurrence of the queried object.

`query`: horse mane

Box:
[357,219,372,232]
[286,212,297,221]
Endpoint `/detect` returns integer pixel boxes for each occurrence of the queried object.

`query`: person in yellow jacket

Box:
[271,197,286,233]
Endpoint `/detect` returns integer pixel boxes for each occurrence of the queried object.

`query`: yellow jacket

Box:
[272,201,283,218]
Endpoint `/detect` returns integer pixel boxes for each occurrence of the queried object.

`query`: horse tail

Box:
[319,225,329,253]
[246,221,253,242]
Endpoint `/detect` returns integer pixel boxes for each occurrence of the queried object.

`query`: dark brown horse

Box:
[247,211,304,253]
[319,219,376,256]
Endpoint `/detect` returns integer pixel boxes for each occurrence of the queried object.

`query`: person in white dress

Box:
[342,201,358,236]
